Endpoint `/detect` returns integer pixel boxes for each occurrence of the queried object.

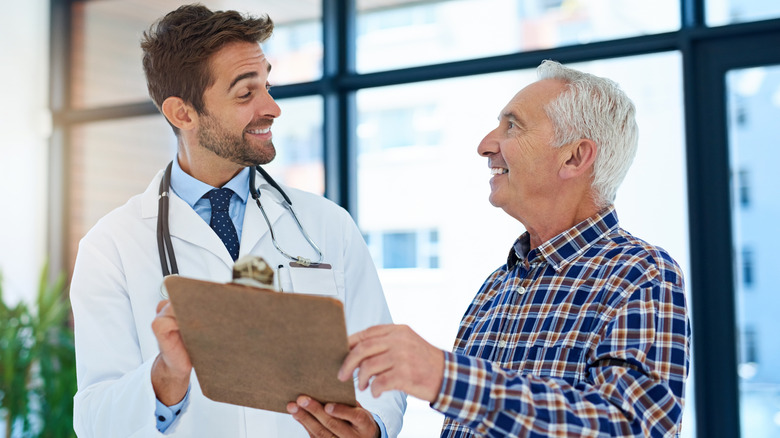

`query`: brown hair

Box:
[141,3,273,134]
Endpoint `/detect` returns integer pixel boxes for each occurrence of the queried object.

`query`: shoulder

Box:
[78,193,148,249]
[79,170,162,245]
[282,185,342,208]
[279,185,352,221]
[598,227,684,289]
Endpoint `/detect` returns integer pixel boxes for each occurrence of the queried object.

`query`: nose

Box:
[259,89,282,119]
[477,127,499,157]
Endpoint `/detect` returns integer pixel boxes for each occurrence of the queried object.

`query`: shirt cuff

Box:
[371,412,388,438]
[430,351,491,424]
[155,387,190,433]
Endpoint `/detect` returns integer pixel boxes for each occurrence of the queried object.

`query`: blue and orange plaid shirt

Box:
[432,207,691,437]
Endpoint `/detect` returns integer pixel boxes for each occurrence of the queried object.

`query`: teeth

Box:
[247,127,271,134]
[491,168,508,175]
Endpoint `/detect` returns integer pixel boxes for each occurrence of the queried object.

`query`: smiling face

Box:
[477,79,570,222]
[196,41,281,167]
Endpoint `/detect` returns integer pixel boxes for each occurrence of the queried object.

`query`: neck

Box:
[514,190,600,249]
[176,140,243,188]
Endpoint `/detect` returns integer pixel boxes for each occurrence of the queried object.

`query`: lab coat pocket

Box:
[287,264,340,298]
[332,268,347,303]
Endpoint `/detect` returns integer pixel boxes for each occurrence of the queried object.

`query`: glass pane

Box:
[356,0,679,73]
[263,95,325,195]
[356,52,694,437]
[68,115,175,267]
[67,96,323,269]
[71,0,320,108]
[707,0,780,26]
[727,64,780,438]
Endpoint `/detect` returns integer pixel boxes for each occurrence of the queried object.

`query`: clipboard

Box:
[163,275,356,413]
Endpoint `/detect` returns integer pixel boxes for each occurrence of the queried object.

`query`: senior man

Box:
[340,60,691,438]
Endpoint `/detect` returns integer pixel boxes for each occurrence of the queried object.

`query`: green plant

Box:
[0,264,76,438]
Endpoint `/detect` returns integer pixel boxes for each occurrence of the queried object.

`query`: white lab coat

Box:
[70,168,406,437]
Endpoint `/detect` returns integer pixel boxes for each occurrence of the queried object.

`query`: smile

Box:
[491,168,508,175]
[246,127,271,135]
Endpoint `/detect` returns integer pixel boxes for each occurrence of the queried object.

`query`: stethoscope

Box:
[157,161,324,277]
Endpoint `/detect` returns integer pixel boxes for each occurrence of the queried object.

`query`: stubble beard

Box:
[197,113,277,166]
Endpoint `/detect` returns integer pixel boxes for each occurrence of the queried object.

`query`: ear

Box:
[161,96,197,132]
[559,139,597,180]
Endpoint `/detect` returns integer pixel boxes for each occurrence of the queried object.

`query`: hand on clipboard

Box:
[162,256,355,414]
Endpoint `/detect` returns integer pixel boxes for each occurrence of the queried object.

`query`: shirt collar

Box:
[170,158,250,207]
[507,206,619,271]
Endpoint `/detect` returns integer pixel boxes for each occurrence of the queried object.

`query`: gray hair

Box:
[537,60,638,208]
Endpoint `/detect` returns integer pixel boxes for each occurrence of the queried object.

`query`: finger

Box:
[156,299,169,314]
[287,401,323,436]
[339,336,392,382]
[151,307,180,338]
[365,368,398,399]
[347,324,394,349]
[323,402,378,437]
[296,395,351,437]
[355,351,394,392]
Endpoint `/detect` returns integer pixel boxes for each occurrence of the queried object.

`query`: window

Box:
[738,169,751,207]
[707,0,780,26]
[741,247,754,287]
[356,0,680,72]
[364,229,440,269]
[728,64,780,438]
[357,105,441,151]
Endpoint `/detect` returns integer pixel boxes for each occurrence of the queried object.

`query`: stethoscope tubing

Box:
[157,162,324,277]
[157,161,178,276]
[249,168,324,266]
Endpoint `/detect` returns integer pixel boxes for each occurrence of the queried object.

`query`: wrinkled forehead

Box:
[499,79,567,120]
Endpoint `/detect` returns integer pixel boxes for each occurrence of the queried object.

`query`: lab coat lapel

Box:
[140,169,236,268]
[240,179,285,258]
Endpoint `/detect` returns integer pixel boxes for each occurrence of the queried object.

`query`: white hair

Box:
[537,59,639,208]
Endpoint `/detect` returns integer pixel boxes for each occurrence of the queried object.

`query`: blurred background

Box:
[1,0,779,437]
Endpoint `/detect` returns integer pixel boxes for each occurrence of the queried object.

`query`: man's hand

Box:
[287,396,380,438]
[338,324,444,403]
[151,299,192,405]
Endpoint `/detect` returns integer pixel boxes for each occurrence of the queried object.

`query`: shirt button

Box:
[518,287,526,295]
[498,340,507,348]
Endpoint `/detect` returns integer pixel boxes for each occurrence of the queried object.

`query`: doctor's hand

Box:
[287,396,380,438]
[151,299,192,405]
[339,324,444,403]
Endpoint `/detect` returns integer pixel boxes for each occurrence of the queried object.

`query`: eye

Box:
[507,121,515,129]
[265,82,273,91]
[239,91,252,99]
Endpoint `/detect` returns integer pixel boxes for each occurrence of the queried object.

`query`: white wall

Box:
[0,0,50,304]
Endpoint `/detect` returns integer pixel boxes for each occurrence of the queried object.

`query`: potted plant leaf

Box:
[0,264,76,438]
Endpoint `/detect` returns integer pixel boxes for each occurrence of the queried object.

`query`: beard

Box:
[197,113,276,166]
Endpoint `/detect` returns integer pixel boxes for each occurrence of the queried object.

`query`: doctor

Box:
[69,4,405,438]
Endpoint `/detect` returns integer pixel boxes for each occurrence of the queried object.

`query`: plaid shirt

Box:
[432,207,691,437]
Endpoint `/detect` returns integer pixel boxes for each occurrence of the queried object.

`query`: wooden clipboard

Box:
[163,275,356,413]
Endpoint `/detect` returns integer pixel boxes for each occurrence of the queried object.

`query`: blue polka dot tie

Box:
[207,188,240,261]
